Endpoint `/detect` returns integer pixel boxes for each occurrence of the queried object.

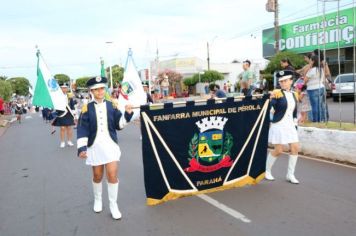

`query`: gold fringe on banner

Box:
[146,173,266,206]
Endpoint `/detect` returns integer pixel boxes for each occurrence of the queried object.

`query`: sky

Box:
[0,0,355,86]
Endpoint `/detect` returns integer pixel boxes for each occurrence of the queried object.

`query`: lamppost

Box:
[105,41,114,91]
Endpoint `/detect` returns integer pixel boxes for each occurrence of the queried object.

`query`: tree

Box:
[183,77,198,87]
[54,74,70,85]
[0,76,7,81]
[75,77,92,89]
[106,65,124,88]
[8,77,31,96]
[191,70,224,83]
[264,51,305,74]
[158,70,183,95]
[0,80,13,101]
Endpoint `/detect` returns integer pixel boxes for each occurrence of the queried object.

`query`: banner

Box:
[263,7,356,57]
[141,96,271,205]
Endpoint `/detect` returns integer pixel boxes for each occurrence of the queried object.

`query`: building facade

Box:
[263,6,356,77]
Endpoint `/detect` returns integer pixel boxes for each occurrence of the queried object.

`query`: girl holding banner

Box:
[266,70,300,184]
[77,76,133,220]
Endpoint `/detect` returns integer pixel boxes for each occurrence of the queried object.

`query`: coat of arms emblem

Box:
[47,77,59,92]
[185,116,233,173]
[120,81,135,100]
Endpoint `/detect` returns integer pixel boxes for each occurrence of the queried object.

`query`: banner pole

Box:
[132,94,266,109]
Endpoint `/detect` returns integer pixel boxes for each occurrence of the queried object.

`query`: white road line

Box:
[197,194,251,223]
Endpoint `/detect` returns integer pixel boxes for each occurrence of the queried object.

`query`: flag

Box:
[100,58,106,77]
[32,50,66,111]
[100,58,111,100]
[118,48,146,120]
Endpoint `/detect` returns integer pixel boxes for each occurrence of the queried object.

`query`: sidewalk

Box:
[0,114,14,138]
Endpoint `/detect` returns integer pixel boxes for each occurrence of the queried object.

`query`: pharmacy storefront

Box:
[263,7,355,76]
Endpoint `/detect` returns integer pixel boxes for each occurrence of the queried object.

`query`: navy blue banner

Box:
[140,95,270,205]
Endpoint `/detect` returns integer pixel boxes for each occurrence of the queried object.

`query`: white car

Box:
[331,73,356,101]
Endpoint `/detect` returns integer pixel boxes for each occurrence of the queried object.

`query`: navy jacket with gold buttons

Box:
[76,100,133,156]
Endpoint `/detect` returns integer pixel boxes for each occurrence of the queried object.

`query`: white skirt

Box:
[86,135,121,166]
[268,121,299,145]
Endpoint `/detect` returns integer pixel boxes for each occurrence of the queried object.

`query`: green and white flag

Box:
[32,50,66,111]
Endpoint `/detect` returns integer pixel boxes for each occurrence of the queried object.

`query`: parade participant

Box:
[14,99,24,124]
[77,76,133,220]
[52,83,76,148]
[266,70,300,184]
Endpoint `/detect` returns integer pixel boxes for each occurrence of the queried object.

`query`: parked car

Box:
[331,73,356,101]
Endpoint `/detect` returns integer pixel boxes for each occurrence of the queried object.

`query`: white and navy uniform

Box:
[77,100,133,166]
[268,89,299,145]
[52,96,76,126]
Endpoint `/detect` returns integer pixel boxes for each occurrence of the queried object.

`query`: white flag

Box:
[118,49,146,120]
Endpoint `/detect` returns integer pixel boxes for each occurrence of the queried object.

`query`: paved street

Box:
[327,98,356,123]
[1,113,356,236]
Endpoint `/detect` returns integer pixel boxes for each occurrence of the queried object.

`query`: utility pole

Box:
[266,0,279,53]
[274,0,279,54]
[274,0,279,53]
[207,42,210,71]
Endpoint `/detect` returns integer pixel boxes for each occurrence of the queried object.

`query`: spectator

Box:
[209,84,226,98]
[239,59,255,96]
[0,97,4,115]
[304,55,328,122]
[160,75,170,98]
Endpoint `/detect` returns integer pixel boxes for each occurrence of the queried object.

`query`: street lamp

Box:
[105,41,114,91]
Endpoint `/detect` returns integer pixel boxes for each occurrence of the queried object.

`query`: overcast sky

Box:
[0,0,354,85]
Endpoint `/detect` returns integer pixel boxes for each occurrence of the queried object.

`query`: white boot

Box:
[107,182,122,220]
[92,181,102,213]
[60,142,65,148]
[265,152,277,181]
[67,141,74,146]
[286,155,300,184]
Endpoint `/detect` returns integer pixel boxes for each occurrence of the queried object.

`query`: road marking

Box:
[25,116,32,119]
[197,194,251,223]
[298,153,356,170]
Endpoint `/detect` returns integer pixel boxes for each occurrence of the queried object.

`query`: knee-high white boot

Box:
[265,152,277,181]
[286,155,300,184]
[92,181,102,213]
[107,182,122,220]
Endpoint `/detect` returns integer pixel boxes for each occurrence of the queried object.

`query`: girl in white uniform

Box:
[77,76,133,220]
[266,70,300,184]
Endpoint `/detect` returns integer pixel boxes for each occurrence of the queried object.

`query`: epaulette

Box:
[111,99,118,109]
[67,92,74,98]
[81,104,88,113]
[272,89,284,99]
[293,91,299,101]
